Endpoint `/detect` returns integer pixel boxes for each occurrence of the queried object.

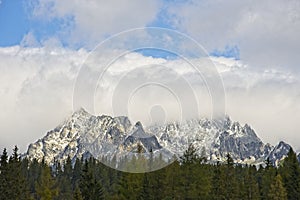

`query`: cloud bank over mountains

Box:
[0,46,299,152]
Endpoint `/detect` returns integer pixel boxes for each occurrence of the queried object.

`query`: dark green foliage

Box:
[1,144,300,199]
[268,174,287,200]
[279,148,300,200]
[0,146,31,200]
[80,158,104,200]
[73,184,84,200]
[72,157,82,188]
[35,163,59,200]
[0,148,9,199]
[139,173,153,200]
[259,158,276,199]
[55,156,73,200]
[242,166,260,200]
[179,144,211,199]
[223,153,239,199]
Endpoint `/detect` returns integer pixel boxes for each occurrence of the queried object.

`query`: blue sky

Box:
[1,0,299,67]
[0,0,240,59]
[0,0,29,46]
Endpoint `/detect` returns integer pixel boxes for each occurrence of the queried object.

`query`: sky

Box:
[0,0,300,153]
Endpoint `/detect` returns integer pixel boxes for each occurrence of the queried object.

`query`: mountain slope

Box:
[26,108,292,166]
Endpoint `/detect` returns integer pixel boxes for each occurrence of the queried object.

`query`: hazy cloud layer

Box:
[0,46,300,152]
[167,0,300,73]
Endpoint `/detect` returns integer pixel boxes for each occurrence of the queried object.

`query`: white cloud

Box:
[0,46,88,152]
[167,0,300,73]
[29,0,161,47]
[0,46,300,152]
[25,0,300,74]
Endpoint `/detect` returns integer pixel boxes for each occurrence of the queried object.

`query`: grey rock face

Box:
[26,108,293,166]
[266,141,292,166]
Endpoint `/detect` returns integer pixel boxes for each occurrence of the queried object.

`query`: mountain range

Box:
[25,108,297,167]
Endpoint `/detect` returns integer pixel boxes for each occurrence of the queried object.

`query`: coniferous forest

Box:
[1,145,300,200]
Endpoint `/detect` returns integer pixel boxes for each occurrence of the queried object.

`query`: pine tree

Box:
[0,148,8,168]
[279,148,300,200]
[243,165,260,200]
[139,173,153,200]
[73,184,84,200]
[27,158,42,196]
[211,161,226,200]
[80,159,104,200]
[98,159,120,196]
[223,153,239,200]
[162,158,181,199]
[0,148,9,199]
[56,156,73,199]
[260,159,276,200]
[4,146,31,200]
[180,143,199,165]
[72,157,82,188]
[179,144,211,199]
[35,164,59,200]
[268,174,288,200]
[117,172,143,200]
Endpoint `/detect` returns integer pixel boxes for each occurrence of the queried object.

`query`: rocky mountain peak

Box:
[25,110,294,167]
[267,141,291,166]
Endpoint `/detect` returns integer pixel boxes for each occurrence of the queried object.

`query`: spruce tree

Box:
[0,148,9,199]
[223,153,239,200]
[211,161,226,200]
[162,158,181,199]
[56,156,73,199]
[279,148,300,200]
[27,158,42,195]
[149,165,166,199]
[5,146,31,200]
[73,184,84,200]
[80,159,104,200]
[139,173,153,200]
[243,165,260,200]
[179,144,211,199]
[268,174,288,200]
[72,157,82,188]
[35,164,59,200]
[260,159,276,200]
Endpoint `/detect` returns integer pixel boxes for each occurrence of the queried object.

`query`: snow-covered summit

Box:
[26,108,292,166]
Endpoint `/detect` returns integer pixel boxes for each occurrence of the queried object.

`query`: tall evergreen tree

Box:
[223,153,239,200]
[73,184,84,200]
[243,165,260,200]
[260,159,276,200]
[211,161,226,200]
[5,146,30,200]
[80,159,104,200]
[162,158,181,199]
[139,173,154,200]
[179,144,211,199]
[56,156,73,199]
[35,164,59,200]
[0,148,9,199]
[117,172,143,200]
[72,157,82,188]
[268,174,288,200]
[279,148,300,200]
